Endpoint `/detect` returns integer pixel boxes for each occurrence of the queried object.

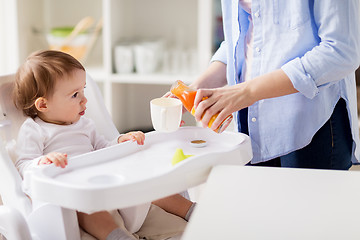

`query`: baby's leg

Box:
[77,211,136,240]
[152,194,195,220]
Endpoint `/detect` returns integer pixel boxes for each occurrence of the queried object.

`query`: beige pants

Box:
[81,204,187,240]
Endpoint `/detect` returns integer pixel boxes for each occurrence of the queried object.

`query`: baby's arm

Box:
[118,131,145,145]
[38,152,68,168]
[16,118,49,176]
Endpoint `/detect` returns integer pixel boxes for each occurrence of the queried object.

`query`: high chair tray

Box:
[28,127,252,213]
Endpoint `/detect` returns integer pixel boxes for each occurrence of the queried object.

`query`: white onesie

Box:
[15,116,118,177]
[15,116,152,233]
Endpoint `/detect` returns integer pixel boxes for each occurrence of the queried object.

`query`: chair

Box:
[0,73,145,240]
[0,205,31,240]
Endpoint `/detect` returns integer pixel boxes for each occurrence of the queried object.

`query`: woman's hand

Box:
[192,69,297,131]
[162,91,173,98]
[38,152,68,168]
[163,91,189,114]
[118,131,145,145]
[193,82,255,131]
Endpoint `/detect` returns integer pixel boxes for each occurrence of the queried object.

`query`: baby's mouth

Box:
[79,108,86,115]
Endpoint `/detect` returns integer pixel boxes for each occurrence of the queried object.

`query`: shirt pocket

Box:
[273,0,311,29]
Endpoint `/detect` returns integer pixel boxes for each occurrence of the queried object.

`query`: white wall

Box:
[0,0,19,75]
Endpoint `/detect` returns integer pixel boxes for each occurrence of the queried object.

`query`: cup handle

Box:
[161,108,166,130]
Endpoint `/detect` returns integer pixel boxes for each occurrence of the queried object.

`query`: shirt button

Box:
[254,12,260,18]
[251,117,257,122]
[255,47,261,52]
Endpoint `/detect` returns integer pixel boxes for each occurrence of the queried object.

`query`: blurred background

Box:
[1,0,359,133]
[0,0,224,133]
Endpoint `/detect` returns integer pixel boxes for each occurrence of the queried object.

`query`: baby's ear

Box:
[34,97,48,112]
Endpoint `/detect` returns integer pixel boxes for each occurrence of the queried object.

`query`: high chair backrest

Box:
[0,74,31,216]
[0,73,119,218]
[0,74,26,141]
[83,73,119,140]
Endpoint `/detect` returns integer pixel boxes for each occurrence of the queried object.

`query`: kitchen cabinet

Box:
[14,0,221,132]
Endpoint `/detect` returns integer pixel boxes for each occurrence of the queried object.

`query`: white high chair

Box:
[0,73,140,240]
[0,73,253,240]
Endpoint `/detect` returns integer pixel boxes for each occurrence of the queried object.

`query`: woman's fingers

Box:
[194,88,213,109]
[208,103,232,132]
[193,89,218,122]
[162,91,177,98]
[180,120,185,127]
[193,88,234,131]
[162,91,172,98]
[162,91,188,113]
[199,100,223,129]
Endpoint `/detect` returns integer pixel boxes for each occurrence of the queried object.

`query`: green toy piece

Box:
[171,148,194,166]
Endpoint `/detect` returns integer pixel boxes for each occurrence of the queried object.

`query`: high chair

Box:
[0,73,253,240]
[0,73,143,240]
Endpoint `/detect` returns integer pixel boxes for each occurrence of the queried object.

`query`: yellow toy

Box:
[171,148,193,165]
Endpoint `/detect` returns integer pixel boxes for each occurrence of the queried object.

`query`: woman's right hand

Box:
[162,91,188,114]
[162,91,173,98]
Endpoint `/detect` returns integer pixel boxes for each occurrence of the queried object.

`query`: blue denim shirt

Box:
[212,0,360,163]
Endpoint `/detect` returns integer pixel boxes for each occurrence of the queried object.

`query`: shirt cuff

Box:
[281,57,319,99]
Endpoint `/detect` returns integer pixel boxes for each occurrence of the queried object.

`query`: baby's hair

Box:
[13,50,85,118]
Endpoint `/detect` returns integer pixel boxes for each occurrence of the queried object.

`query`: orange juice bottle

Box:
[170,80,233,133]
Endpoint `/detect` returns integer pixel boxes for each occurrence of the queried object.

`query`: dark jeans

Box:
[248,98,353,170]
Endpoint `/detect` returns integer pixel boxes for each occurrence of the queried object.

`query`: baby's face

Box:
[42,69,87,125]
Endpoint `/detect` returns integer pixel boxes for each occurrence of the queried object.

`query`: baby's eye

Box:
[72,92,78,98]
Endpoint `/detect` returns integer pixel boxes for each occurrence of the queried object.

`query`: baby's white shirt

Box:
[15,117,152,234]
[15,116,118,177]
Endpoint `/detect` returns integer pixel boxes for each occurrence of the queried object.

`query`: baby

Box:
[14,50,195,240]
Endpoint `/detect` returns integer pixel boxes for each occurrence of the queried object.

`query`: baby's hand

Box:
[38,152,68,168]
[118,131,145,145]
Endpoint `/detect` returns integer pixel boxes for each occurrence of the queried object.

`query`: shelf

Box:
[86,67,106,80]
[15,0,215,132]
[109,73,196,85]
[86,66,196,85]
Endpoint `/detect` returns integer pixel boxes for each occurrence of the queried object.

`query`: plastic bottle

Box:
[170,80,233,133]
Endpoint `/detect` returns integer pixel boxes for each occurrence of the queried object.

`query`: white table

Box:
[183,165,360,240]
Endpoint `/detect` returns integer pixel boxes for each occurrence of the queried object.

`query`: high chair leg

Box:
[27,203,80,240]
[0,205,32,240]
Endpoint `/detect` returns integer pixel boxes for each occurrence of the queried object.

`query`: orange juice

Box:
[170,80,233,133]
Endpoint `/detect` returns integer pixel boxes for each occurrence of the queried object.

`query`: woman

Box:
[186,1,360,169]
